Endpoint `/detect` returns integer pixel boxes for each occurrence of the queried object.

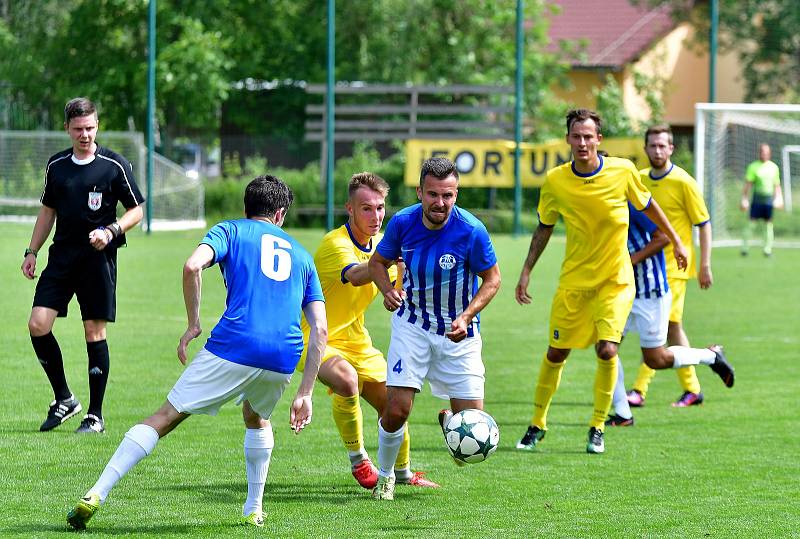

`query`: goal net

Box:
[0,130,205,230]
[694,103,800,246]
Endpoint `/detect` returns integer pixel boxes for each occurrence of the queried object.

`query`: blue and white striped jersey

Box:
[376,204,497,337]
[628,202,669,298]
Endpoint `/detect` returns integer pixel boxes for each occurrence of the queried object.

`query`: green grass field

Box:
[1,222,798,538]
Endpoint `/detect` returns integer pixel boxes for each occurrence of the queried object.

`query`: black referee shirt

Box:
[40,146,145,247]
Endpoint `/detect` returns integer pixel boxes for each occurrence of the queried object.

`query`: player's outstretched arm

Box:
[515,224,553,305]
[447,263,501,343]
[21,206,56,279]
[630,229,669,266]
[177,244,215,365]
[774,183,785,210]
[740,181,752,211]
[292,300,327,433]
[343,261,374,287]
[642,199,688,271]
[369,251,404,311]
[697,223,713,289]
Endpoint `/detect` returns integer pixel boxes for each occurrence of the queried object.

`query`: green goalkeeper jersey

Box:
[745,159,780,201]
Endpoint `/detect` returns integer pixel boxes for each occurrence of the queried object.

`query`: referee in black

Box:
[21,97,145,434]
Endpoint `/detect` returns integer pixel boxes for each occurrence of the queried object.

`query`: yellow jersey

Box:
[301,223,396,348]
[538,156,652,289]
[641,164,709,280]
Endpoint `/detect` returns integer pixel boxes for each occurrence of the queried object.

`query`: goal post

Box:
[694,103,800,245]
[0,130,205,230]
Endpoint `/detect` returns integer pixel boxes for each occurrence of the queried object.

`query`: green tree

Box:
[643,0,800,102]
[0,0,230,140]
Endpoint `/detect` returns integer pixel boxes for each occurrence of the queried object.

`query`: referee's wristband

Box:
[107,222,123,239]
[24,248,37,258]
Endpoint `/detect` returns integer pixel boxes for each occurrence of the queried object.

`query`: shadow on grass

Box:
[6,523,206,535]
[488,400,592,407]
[155,481,362,505]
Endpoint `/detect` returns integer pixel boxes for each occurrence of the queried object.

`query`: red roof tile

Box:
[546,0,676,69]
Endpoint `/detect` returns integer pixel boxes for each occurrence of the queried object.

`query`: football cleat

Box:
[241,511,264,527]
[604,414,634,427]
[372,475,395,501]
[40,395,82,432]
[437,409,453,435]
[516,425,546,451]
[351,459,378,489]
[66,493,100,530]
[438,409,464,466]
[626,389,645,407]
[672,391,704,407]
[586,427,605,454]
[75,414,105,434]
[398,471,439,488]
[708,345,734,388]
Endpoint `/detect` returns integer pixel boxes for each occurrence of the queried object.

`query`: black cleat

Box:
[40,395,82,431]
[438,409,453,435]
[605,414,634,427]
[516,425,546,451]
[75,414,105,434]
[708,345,734,388]
[586,427,605,454]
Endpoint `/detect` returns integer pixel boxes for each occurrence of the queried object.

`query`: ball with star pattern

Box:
[444,409,500,464]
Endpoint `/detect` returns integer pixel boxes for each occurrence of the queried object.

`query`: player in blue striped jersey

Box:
[607,204,734,425]
[368,157,501,499]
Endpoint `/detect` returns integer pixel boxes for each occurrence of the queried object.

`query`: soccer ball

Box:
[444,409,500,464]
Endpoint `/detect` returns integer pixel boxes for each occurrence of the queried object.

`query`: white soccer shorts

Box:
[168,348,292,419]
[623,290,672,349]
[386,315,485,400]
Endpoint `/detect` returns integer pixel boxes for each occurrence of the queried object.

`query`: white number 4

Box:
[261,234,293,281]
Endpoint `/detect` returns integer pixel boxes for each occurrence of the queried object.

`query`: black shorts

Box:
[749,202,774,221]
[33,243,118,321]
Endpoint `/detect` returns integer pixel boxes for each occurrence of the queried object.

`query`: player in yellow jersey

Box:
[627,125,716,408]
[514,109,688,454]
[297,172,437,490]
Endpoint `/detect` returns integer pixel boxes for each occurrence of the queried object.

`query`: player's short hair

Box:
[349,172,389,198]
[566,108,602,135]
[64,97,97,124]
[645,124,674,145]
[244,175,294,219]
[419,157,459,186]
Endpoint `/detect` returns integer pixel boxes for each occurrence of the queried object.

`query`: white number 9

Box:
[261,234,292,281]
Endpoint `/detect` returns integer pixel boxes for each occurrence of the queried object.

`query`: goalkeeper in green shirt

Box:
[740,143,783,256]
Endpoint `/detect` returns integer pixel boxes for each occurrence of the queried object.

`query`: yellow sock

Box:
[394,423,410,470]
[531,354,565,430]
[331,393,362,452]
[676,366,701,394]
[591,356,618,430]
[632,362,656,398]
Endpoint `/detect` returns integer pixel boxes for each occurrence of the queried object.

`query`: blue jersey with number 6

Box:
[200,218,324,373]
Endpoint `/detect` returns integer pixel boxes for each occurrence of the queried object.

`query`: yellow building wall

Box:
[552,22,745,127]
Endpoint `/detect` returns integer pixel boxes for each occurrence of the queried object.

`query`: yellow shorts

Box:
[297,341,386,384]
[548,282,635,349]
[668,277,687,323]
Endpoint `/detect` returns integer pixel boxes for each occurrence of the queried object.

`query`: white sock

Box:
[376,419,405,479]
[611,359,633,419]
[669,346,717,368]
[89,424,159,502]
[243,425,273,517]
[348,449,368,467]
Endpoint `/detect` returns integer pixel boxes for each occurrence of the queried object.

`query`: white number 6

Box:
[261,234,292,281]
